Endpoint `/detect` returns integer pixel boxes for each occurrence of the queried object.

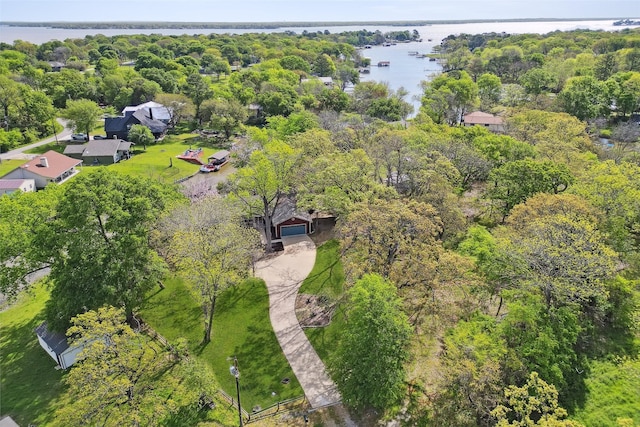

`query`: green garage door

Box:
[281,224,306,237]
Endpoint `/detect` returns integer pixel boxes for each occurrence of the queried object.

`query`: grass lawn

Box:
[108,138,232,183]
[299,239,344,299]
[140,276,303,411]
[299,239,346,364]
[572,358,640,426]
[0,159,23,176]
[24,142,67,155]
[0,283,66,426]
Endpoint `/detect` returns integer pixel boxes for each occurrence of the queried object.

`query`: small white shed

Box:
[34,321,84,369]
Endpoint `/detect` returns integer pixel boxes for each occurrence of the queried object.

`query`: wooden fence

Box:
[216,389,308,424]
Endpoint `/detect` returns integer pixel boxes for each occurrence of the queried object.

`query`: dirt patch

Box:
[296,293,335,328]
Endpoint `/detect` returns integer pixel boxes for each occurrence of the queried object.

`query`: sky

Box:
[1,0,638,23]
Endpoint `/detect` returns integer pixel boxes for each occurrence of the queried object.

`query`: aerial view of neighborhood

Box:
[0,10,639,427]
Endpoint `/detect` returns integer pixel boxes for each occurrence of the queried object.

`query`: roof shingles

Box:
[19,150,82,179]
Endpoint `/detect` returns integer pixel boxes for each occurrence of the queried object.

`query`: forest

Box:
[0,25,639,426]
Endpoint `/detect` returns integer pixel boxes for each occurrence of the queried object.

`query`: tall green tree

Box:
[313,53,336,77]
[184,73,213,123]
[329,274,412,411]
[558,75,610,121]
[421,70,478,125]
[16,86,56,137]
[127,124,154,150]
[154,93,195,127]
[496,214,618,310]
[0,186,61,298]
[61,98,102,139]
[338,198,443,290]
[0,75,21,127]
[430,314,509,427]
[227,140,300,252]
[42,169,175,331]
[488,159,574,220]
[477,72,502,109]
[504,110,592,164]
[298,149,379,217]
[160,197,260,343]
[207,98,248,140]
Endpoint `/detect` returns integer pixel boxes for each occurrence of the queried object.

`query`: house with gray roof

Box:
[61,144,87,160]
[64,139,133,165]
[0,415,20,427]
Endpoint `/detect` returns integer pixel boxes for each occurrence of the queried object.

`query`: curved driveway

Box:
[255,235,341,409]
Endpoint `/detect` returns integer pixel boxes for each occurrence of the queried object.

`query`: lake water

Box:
[0,20,634,115]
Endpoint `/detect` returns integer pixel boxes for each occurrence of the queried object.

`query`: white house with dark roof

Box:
[105,109,168,140]
[462,111,505,133]
[35,321,84,369]
[1,150,82,189]
[0,178,35,195]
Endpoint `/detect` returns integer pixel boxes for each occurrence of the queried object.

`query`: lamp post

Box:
[229,357,243,427]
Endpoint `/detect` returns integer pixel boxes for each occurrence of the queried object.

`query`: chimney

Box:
[40,157,49,168]
[148,108,153,120]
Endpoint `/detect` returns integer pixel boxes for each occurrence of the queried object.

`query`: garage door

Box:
[281,224,307,237]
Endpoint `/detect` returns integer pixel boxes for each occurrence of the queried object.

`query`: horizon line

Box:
[0,17,629,27]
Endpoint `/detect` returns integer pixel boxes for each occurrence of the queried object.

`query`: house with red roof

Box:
[1,150,82,189]
[462,111,505,133]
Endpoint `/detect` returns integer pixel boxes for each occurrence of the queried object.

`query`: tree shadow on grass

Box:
[305,303,346,363]
[234,322,303,406]
[140,282,203,346]
[0,316,66,426]
[202,279,304,409]
[161,403,211,427]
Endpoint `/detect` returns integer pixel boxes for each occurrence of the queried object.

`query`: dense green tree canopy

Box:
[61,98,102,139]
[329,274,411,410]
[42,169,178,331]
[0,186,61,298]
[56,306,216,426]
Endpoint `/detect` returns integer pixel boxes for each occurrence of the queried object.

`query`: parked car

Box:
[71,133,88,141]
[93,135,106,140]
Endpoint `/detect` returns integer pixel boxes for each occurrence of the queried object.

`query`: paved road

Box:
[0,119,72,161]
[255,235,342,409]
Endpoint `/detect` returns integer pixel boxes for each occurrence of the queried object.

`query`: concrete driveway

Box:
[254,235,342,409]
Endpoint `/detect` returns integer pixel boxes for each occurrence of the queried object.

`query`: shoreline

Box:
[0,17,625,30]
